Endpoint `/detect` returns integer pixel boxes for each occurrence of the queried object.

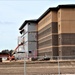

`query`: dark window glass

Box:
[29,51,32,53]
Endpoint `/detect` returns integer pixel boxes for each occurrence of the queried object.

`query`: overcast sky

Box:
[0,0,75,51]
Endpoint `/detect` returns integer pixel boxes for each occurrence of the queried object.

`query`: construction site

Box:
[19,4,75,59]
[1,4,75,75]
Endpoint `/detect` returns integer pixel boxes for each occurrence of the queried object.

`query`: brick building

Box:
[19,5,75,58]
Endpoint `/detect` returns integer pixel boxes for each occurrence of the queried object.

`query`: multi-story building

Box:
[19,20,37,58]
[19,5,75,58]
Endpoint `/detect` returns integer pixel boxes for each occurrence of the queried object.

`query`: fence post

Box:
[24,56,26,75]
[58,56,60,75]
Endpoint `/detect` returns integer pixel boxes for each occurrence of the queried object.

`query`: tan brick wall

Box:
[38,11,57,31]
[37,7,75,57]
[61,8,75,21]
[58,8,75,34]
[61,21,75,33]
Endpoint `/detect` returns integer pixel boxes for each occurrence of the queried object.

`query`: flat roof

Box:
[19,4,75,30]
[19,19,37,30]
[37,4,75,22]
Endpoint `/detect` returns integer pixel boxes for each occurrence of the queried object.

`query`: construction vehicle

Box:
[12,42,24,55]
[8,55,15,61]
[9,42,24,61]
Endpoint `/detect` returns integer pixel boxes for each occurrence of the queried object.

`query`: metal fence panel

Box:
[25,56,75,75]
[0,57,24,75]
[0,56,75,75]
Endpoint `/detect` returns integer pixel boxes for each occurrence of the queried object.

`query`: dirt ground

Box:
[0,60,75,75]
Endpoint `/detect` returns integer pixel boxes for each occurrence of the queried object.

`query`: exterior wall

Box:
[59,46,75,56]
[19,5,75,59]
[24,23,28,32]
[58,8,75,34]
[58,8,75,56]
[59,33,75,45]
[28,23,37,32]
[38,11,57,31]
[28,42,37,57]
[38,8,75,57]
[28,32,37,41]
[38,12,52,31]
[24,33,28,42]
[24,42,28,53]
[38,11,58,57]
[38,47,52,56]
[23,23,37,58]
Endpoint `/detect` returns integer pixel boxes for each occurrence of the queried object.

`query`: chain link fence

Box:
[0,56,75,75]
[25,56,75,75]
[0,57,24,75]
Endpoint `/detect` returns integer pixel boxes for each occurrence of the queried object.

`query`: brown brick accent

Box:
[38,52,52,56]
[52,22,58,33]
[52,35,58,46]
[52,47,58,56]
[58,46,75,60]
[38,48,52,56]
[38,28,51,39]
[58,47,62,56]
[38,40,52,49]
[62,47,75,56]
[38,22,58,57]
[38,22,58,39]
[38,46,59,57]
[58,33,75,45]
[38,24,51,34]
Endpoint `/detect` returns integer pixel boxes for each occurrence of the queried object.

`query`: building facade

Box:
[19,5,75,58]
[19,21,37,58]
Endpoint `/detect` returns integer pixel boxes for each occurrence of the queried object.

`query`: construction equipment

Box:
[12,42,24,55]
[8,55,15,61]
[9,42,24,61]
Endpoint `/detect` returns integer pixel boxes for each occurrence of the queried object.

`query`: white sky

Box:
[0,0,75,51]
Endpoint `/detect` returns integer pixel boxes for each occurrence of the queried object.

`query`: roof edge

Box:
[19,19,37,30]
[19,4,75,30]
[37,4,75,22]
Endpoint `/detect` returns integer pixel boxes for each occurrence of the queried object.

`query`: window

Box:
[29,51,32,53]
[72,50,75,55]
[59,25,60,31]
[59,35,61,45]
[28,23,30,25]
[58,12,60,18]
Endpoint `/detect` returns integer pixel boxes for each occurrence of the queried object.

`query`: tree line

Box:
[1,49,13,56]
